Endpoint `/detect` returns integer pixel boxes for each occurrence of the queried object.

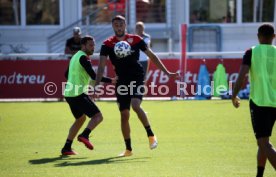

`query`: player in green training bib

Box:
[61,36,116,155]
[232,24,276,177]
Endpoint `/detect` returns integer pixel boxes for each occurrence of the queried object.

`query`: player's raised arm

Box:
[144,48,179,78]
[95,55,108,86]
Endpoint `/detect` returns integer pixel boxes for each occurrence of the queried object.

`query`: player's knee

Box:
[131,98,142,112]
[98,115,103,123]
[257,137,271,149]
[94,112,103,123]
[120,110,130,121]
[131,103,141,112]
[78,115,86,121]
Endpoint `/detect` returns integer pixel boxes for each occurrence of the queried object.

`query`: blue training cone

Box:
[195,64,211,100]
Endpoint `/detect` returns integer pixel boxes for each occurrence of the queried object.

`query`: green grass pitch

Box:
[0,100,275,177]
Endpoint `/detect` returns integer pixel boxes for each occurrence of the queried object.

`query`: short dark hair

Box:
[258,23,275,37]
[112,15,126,23]
[81,35,94,45]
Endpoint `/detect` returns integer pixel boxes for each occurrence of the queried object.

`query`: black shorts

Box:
[116,79,145,111]
[250,100,276,139]
[65,93,100,119]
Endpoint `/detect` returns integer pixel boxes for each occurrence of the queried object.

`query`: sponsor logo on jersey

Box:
[127,38,133,44]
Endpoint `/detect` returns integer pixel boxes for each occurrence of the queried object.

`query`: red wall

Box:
[0,58,242,98]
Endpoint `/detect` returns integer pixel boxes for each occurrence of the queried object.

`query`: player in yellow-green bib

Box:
[232,24,276,177]
[61,35,116,155]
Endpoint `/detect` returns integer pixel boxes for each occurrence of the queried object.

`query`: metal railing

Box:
[0,51,244,60]
[47,0,120,53]
[47,0,175,54]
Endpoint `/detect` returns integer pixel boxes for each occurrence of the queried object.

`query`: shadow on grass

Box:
[29,155,87,165]
[55,156,150,167]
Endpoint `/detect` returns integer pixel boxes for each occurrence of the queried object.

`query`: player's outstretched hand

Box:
[90,92,99,101]
[231,96,240,108]
[91,85,101,101]
[167,72,181,79]
[111,76,118,84]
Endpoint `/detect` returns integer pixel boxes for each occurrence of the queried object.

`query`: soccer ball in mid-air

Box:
[114,41,131,58]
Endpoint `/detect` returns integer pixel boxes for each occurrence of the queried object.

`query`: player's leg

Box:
[61,97,86,155]
[131,98,149,127]
[62,115,86,155]
[120,109,130,141]
[118,110,133,156]
[67,115,86,140]
[250,100,276,174]
[131,79,157,149]
[131,98,158,150]
[118,108,133,156]
[256,106,276,170]
[77,94,103,150]
[257,137,276,170]
[130,80,150,127]
[257,148,267,176]
[117,88,133,157]
[78,113,103,150]
[250,100,267,175]
[86,112,103,132]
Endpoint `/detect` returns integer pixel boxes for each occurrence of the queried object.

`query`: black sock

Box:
[145,125,154,137]
[80,128,91,138]
[63,139,72,149]
[256,166,265,177]
[125,139,132,151]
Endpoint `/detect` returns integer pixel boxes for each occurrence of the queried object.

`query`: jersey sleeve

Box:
[79,55,112,83]
[242,49,252,67]
[100,44,110,56]
[144,37,151,46]
[138,38,148,52]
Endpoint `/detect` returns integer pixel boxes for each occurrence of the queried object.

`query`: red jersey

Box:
[100,34,148,80]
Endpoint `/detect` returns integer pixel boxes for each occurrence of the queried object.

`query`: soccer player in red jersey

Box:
[95,15,179,157]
